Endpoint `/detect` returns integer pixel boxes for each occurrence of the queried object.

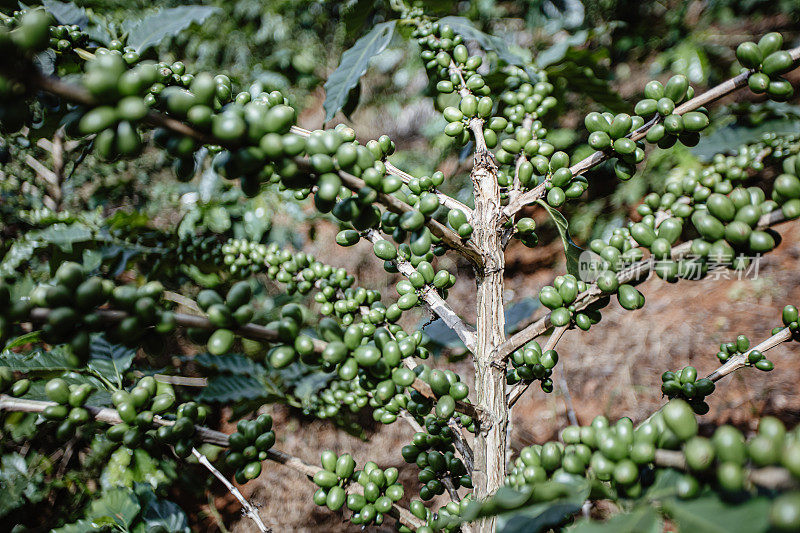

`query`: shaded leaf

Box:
[3,331,42,351]
[661,493,771,533]
[141,498,190,532]
[0,239,39,278]
[504,298,541,333]
[293,371,335,401]
[439,17,534,78]
[87,487,141,529]
[693,119,800,162]
[535,200,583,277]
[570,505,661,533]
[28,223,93,253]
[537,30,588,68]
[123,6,220,54]
[194,352,263,376]
[197,375,271,403]
[87,335,135,387]
[0,346,75,372]
[0,453,46,518]
[52,520,103,533]
[323,21,396,121]
[498,500,582,533]
[42,0,89,27]
[33,49,56,76]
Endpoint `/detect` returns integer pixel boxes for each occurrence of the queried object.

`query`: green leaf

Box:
[87,335,135,387]
[570,506,661,533]
[141,498,190,532]
[438,17,534,78]
[3,331,42,351]
[0,239,39,278]
[498,500,583,533]
[661,493,771,533]
[693,118,800,162]
[537,30,588,68]
[535,200,583,277]
[197,375,271,403]
[28,223,93,253]
[643,468,683,500]
[87,487,141,529]
[123,6,220,54]
[42,0,88,28]
[293,371,335,402]
[0,452,45,518]
[0,346,75,372]
[323,21,396,122]
[194,352,263,376]
[51,520,103,533]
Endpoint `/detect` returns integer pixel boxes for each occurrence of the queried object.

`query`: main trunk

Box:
[471,152,507,533]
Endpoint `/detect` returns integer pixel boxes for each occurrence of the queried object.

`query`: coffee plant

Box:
[1,1,799,532]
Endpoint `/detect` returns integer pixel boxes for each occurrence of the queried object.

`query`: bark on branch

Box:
[364,230,478,352]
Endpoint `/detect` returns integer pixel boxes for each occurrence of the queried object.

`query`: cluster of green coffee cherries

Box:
[312,452,405,527]
[23,262,174,360]
[507,340,559,392]
[412,366,470,421]
[32,378,93,441]
[0,9,54,131]
[737,32,796,100]
[402,423,472,498]
[47,21,89,53]
[660,366,716,414]
[313,378,371,419]
[496,79,556,138]
[486,401,800,531]
[526,150,589,209]
[716,332,779,373]
[415,22,492,147]
[634,75,708,146]
[776,305,800,335]
[224,413,276,483]
[514,216,539,248]
[538,273,609,330]
[105,377,205,458]
[689,190,782,260]
[411,496,475,533]
[63,53,163,160]
[175,234,233,275]
[190,282,259,356]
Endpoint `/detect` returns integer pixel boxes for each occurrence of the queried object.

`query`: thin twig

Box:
[637,327,795,429]
[708,327,793,381]
[192,448,270,533]
[363,229,478,352]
